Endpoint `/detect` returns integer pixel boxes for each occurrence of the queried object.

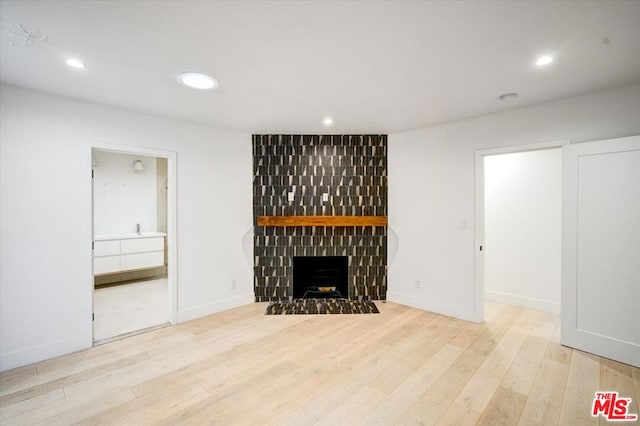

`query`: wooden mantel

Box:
[257,216,387,227]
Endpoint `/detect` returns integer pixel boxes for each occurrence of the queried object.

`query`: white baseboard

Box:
[1,293,256,372]
[0,335,90,373]
[485,290,560,314]
[176,293,255,323]
[386,290,478,322]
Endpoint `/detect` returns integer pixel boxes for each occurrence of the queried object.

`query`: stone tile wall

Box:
[253,134,387,301]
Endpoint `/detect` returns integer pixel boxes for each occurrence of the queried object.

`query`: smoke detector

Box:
[497,93,518,102]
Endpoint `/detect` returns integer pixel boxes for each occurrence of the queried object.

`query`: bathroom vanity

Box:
[93,232,166,275]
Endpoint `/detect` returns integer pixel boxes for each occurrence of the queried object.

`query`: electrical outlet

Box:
[231,280,237,290]
[415,280,421,289]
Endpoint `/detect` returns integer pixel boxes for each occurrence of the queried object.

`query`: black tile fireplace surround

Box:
[253,134,388,302]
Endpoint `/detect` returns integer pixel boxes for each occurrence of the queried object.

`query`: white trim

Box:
[0,335,87,372]
[90,143,179,342]
[474,139,569,157]
[166,153,178,325]
[91,143,178,159]
[386,291,478,323]
[88,146,95,345]
[474,139,569,323]
[176,293,255,323]
[473,151,485,323]
[485,290,560,314]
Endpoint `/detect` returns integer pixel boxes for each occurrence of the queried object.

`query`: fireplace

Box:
[252,134,388,302]
[293,256,348,299]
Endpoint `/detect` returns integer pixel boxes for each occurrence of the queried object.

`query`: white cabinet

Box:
[121,237,164,254]
[121,252,164,271]
[94,255,121,274]
[94,240,120,257]
[93,234,165,275]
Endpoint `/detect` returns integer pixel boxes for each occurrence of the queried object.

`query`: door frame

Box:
[90,144,178,340]
[474,139,569,323]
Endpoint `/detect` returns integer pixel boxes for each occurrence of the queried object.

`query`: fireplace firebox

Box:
[293,256,348,299]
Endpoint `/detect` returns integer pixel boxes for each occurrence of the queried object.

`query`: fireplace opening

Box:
[293,256,348,299]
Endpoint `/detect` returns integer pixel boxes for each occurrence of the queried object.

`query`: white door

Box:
[562,135,640,367]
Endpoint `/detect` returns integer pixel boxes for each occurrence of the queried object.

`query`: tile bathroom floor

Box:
[93,278,168,342]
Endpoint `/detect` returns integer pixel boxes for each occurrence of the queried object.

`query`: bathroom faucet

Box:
[136,223,141,235]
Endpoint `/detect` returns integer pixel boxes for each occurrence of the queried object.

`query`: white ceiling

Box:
[1,1,639,134]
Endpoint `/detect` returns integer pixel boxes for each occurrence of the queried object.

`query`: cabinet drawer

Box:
[120,251,164,271]
[94,240,120,257]
[94,256,120,274]
[121,237,164,254]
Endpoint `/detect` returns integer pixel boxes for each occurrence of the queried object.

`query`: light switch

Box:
[322,193,329,202]
[288,192,295,202]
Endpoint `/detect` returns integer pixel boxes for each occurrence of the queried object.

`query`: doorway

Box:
[91,146,177,343]
[474,140,567,322]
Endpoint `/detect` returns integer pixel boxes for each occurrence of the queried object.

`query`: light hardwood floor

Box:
[1,301,638,425]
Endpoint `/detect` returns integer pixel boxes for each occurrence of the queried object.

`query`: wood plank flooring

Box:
[1,301,638,425]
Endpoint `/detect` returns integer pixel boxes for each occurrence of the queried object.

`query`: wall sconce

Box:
[133,160,144,171]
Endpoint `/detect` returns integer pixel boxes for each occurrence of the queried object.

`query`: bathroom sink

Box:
[94,232,166,241]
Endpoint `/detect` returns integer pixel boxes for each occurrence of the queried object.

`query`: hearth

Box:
[293,256,348,299]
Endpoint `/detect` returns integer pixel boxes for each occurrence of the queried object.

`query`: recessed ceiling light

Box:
[323,117,333,126]
[535,56,553,66]
[177,72,219,90]
[66,58,85,69]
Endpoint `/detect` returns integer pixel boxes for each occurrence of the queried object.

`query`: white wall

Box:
[388,83,640,321]
[93,151,158,236]
[484,149,561,313]
[0,85,254,371]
